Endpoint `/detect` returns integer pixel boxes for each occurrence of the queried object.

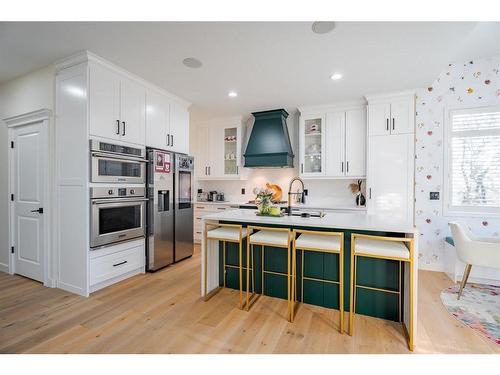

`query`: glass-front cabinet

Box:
[196,118,244,180]
[299,114,326,176]
[223,127,239,176]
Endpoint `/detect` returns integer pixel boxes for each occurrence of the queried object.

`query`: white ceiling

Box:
[1,22,500,120]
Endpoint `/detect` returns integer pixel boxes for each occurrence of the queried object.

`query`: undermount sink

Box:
[288,209,325,218]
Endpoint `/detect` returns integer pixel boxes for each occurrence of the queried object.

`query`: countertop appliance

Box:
[146,148,194,271]
[90,140,146,184]
[208,191,217,202]
[90,186,147,248]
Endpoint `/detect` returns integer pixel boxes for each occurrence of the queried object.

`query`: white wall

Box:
[415,56,500,271]
[191,112,365,207]
[0,65,55,272]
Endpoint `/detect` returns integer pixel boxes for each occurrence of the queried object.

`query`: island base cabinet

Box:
[216,233,404,322]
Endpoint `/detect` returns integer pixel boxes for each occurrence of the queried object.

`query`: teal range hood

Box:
[244,109,294,168]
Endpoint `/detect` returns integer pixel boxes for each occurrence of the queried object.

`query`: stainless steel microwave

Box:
[90,140,146,184]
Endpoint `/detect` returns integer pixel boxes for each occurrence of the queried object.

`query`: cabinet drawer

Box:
[90,244,144,286]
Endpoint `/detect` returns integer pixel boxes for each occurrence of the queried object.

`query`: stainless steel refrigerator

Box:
[146,148,194,271]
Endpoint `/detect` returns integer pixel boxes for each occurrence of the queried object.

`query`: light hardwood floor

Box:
[1,246,498,354]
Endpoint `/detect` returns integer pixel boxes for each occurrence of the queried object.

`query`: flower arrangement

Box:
[253,187,274,215]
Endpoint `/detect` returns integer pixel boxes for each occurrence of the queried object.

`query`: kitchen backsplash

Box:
[197,169,365,207]
[415,56,500,271]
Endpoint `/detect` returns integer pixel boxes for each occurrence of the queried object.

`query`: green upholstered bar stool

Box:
[245,226,293,321]
[204,223,249,309]
[349,233,415,351]
[291,229,344,333]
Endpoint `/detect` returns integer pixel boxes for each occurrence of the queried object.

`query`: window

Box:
[445,105,500,216]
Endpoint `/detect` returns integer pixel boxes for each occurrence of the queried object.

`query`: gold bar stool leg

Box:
[205,224,247,308]
[349,234,355,336]
[293,230,344,333]
[349,232,415,351]
[339,232,344,334]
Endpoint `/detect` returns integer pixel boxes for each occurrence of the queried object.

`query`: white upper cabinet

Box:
[120,77,146,145]
[89,63,145,146]
[299,104,366,179]
[367,102,391,136]
[89,64,121,141]
[325,112,345,177]
[169,101,189,154]
[368,94,415,136]
[299,114,326,177]
[389,98,413,135]
[345,108,367,177]
[145,89,190,154]
[145,89,169,150]
[194,118,244,180]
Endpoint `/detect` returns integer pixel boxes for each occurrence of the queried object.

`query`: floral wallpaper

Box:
[415,56,500,270]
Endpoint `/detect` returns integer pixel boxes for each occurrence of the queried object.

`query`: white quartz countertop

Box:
[195,201,366,211]
[203,209,416,233]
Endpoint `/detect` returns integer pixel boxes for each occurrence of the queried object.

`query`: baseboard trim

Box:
[418,262,445,272]
[0,262,9,274]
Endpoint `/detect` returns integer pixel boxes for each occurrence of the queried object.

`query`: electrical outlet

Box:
[241,188,246,195]
[304,189,308,196]
[430,192,440,200]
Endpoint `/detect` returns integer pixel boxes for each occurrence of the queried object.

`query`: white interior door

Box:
[11,122,45,282]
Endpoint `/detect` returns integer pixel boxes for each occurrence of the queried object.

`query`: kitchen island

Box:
[201,209,418,347]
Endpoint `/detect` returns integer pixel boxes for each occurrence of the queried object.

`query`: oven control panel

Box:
[91,186,145,199]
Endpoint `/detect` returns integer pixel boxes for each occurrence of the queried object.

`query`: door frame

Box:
[4,109,54,287]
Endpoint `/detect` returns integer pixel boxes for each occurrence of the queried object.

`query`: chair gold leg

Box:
[458,263,472,300]
[223,241,226,288]
[204,228,208,299]
[349,235,355,336]
[291,239,297,322]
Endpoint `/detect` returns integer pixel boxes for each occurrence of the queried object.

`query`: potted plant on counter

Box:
[253,187,278,215]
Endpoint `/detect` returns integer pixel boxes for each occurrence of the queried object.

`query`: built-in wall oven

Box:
[90,186,147,248]
[90,140,146,184]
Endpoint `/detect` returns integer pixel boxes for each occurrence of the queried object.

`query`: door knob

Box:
[31,208,44,214]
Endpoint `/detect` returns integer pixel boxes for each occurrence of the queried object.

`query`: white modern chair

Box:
[448,222,500,299]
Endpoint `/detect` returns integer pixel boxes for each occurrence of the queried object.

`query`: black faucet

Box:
[287,176,305,216]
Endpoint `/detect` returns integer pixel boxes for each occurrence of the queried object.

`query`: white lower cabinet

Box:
[89,239,145,293]
[194,203,238,242]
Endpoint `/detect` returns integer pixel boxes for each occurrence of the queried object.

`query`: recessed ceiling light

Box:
[228,91,238,98]
[312,22,336,34]
[182,57,202,68]
[330,73,343,80]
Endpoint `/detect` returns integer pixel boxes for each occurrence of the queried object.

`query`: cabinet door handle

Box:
[346,161,349,173]
[116,120,120,135]
[236,166,239,175]
[171,135,174,146]
[205,166,207,175]
[341,162,344,173]
[386,118,389,131]
[392,118,395,131]
[167,133,170,146]
[301,163,303,174]
[113,260,127,267]
[369,188,372,199]
[122,121,126,136]
[208,166,211,175]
